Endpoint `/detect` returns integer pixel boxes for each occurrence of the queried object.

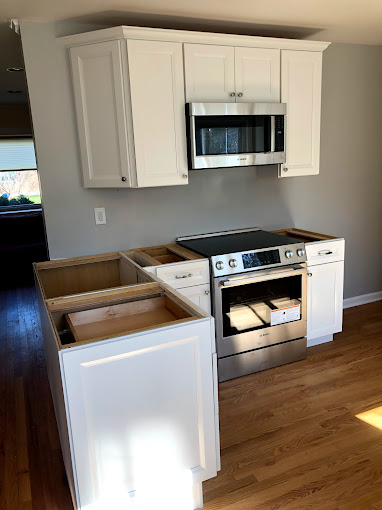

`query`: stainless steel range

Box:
[177,227,308,382]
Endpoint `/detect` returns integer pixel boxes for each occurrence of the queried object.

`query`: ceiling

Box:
[1,0,382,45]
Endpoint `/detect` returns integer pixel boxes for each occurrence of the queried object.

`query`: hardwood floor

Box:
[1,287,381,509]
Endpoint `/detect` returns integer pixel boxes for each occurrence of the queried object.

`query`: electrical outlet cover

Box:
[94,207,106,225]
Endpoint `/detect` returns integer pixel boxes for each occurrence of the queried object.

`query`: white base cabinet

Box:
[34,256,220,510]
[307,260,344,343]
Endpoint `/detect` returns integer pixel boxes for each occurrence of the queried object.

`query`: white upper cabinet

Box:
[279,50,323,178]
[234,47,280,102]
[184,44,280,103]
[126,39,188,187]
[70,39,188,188]
[184,44,235,102]
[70,41,132,188]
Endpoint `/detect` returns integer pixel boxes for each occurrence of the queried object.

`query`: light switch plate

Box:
[94,207,106,225]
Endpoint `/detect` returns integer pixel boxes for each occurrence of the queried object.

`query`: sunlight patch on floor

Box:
[356,406,382,430]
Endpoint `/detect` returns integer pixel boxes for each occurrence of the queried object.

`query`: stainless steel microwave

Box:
[187,102,286,170]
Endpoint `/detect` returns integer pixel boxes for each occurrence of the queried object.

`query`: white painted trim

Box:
[307,334,333,348]
[59,25,330,52]
[343,291,382,309]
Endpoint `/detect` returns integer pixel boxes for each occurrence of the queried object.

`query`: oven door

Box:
[213,264,307,358]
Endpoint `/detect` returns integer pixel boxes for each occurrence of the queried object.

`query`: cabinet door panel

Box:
[127,39,188,187]
[280,50,322,177]
[70,41,131,187]
[184,44,235,102]
[307,261,344,340]
[61,320,217,509]
[235,47,280,102]
[177,284,212,315]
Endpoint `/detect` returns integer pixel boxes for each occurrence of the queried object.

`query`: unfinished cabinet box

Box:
[122,244,212,314]
[35,259,219,510]
[273,228,345,347]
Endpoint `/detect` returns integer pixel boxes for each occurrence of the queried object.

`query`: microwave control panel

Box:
[275,116,284,152]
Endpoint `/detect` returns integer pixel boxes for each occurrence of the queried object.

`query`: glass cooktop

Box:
[177,229,301,257]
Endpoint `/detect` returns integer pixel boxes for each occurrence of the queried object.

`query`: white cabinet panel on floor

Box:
[307,260,344,340]
[279,50,323,178]
[126,39,188,187]
[184,44,235,102]
[234,47,280,102]
[70,39,188,188]
[70,41,132,187]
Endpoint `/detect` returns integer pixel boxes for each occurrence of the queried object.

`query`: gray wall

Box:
[20,21,382,299]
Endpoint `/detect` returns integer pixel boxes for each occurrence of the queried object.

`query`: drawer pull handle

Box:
[175,273,193,279]
[318,250,333,255]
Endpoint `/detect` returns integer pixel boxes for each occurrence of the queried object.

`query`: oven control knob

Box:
[297,248,305,257]
[215,261,225,270]
[285,250,293,259]
[229,259,238,268]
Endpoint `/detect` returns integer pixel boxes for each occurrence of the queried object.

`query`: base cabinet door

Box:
[307,261,344,340]
[61,320,217,509]
[234,47,280,102]
[127,39,188,187]
[177,284,212,315]
[279,50,323,178]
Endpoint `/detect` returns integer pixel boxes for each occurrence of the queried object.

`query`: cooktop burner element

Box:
[177,227,307,277]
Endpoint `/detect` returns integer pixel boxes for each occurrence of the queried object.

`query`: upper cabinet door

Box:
[127,39,188,187]
[184,44,236,102]
[234,47,280,102]
[280,50,323,178]
[70,41,131,188]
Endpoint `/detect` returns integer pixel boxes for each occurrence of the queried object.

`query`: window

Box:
[0,138,41,209]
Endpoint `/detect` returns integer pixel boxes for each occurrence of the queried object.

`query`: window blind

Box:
[0,138,37,170]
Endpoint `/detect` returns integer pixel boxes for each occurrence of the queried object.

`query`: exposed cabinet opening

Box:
[35,253,144,299]
[48,285,200,348]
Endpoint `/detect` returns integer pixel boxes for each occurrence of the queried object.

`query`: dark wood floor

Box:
[1,287,382,509]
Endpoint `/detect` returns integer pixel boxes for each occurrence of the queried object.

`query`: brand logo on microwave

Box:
[260,333,270,337]
[238,157,248,161]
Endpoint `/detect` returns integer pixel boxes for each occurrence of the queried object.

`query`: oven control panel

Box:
[211,243,306,276]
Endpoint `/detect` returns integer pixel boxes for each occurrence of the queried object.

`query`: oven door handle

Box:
[220,266,306,288]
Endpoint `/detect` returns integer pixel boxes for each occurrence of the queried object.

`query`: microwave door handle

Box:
[270,116,275,152]
[220,266,306,288]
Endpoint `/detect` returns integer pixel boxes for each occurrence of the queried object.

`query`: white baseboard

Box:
[307,334,333,348]
[343,291,382,309]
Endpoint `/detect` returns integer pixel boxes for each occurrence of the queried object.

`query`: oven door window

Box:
[194,115,271,156]
[222,275,302,338]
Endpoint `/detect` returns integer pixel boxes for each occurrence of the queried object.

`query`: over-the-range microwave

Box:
[187,102,286,170]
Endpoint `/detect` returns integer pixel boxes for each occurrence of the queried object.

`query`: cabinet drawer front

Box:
[156,261,210,289]
[306,239,345,265]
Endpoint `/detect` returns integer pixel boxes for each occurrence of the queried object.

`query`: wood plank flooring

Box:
[1,287,381,509]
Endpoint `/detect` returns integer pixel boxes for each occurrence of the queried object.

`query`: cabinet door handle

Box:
[175,273,193,279]
[318,250,333,256]
[307,272,313,277]
[283,167,288,172]
[204,290,211,295]
[121,176,127,182]
[237,92,243,97]
[229,92,236,97]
